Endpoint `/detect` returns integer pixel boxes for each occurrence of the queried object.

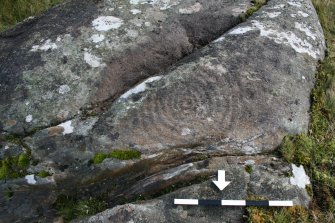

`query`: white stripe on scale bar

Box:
[174,199,198,205]
[269,201,293,206]
[221,200,246,206]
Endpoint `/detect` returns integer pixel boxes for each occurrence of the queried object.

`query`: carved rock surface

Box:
[90,0,325,155]
[0,0,326,222]
[0,0,249,134]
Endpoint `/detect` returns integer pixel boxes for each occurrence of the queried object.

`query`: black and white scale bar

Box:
[174,199,293,207]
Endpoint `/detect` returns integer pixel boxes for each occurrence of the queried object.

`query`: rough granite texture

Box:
[75,157,310,223]
[0,0,250,135]
[0,0,326,222]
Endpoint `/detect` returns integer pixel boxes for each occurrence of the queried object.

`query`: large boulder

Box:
[90,0,325,153]
[0,0,250,135]
[0,0,326,222]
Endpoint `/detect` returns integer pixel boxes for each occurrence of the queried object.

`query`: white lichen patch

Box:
[57,120,74,135]
[288,1,302,7]
[158,1,179,10]
[290,164,311,188]
[130,9,142,15]
[213,36,225,43]
[229,20,320,59]
[129,0,145,4]
[25,174,37,185]
[181,128,192,136]
[242,145,261,154]
[295,22,316,40]
[200,59,228,75]
[91,34,105,43]
[265,12,281,18]
[84,52,105,68]
[73,117,98,136]
[4,145,9,150]
[272,4,285,9]
[207,117,213,122]
[229,26,254,35]
[244,160,255,165]
[179,3,202,14]
[31,39,57,52]
[120,76,162,99]
[25,115,33,123]
[92,16,123,31]
[129,0,180,10]
[298,11,309,17]
[58,84,71,94]
[126,29,139,38]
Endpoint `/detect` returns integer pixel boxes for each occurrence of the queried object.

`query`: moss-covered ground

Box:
[248,0,335,222]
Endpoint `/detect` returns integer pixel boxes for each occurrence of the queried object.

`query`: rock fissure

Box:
[0,0,326,222]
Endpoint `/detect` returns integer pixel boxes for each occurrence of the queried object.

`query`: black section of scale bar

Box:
[246,200,269,206]
[198,200,222,206]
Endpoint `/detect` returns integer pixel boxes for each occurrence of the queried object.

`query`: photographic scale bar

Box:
[174,199,293,207]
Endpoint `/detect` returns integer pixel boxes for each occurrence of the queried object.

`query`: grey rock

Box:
[0,0,250,135]
[76,156,310,223]
[89,0,326,155]
[0,0,324,222]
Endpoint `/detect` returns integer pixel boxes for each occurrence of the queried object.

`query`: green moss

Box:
[0,153,31,180]
[37,170,51,178]
[0,161,11,180]
[109,149,141,160]
[92,149,141,164]
[247,206,310,223]
[55,195,107,222]
[272,0,335,221]
[18,153,30,168]
[241,0,267,21]
[4,190,14,199]
[280,135,314,166]
[4,135,21,145]
[245,165,253,174]
[92,153,108,164]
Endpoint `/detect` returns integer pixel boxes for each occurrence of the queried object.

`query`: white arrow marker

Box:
[213,170,230,190]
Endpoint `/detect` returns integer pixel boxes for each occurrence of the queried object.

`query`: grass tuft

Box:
[92,149,142,164]
[249,0,335,222]
[0,0,63,32]
[55,195,107,222]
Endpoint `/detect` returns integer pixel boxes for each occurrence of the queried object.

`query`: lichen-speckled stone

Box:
[90,0,325,154]
[0,0,250,134]
[0,0,325,222]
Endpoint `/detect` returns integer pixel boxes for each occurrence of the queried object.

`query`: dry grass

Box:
[0,0,63,32]
[249,0,335,222]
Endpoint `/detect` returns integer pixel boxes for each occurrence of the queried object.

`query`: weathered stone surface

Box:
[0,0,250,134]
[75,156,310,223]
[89,0,325,154]
[0,0,325,222]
